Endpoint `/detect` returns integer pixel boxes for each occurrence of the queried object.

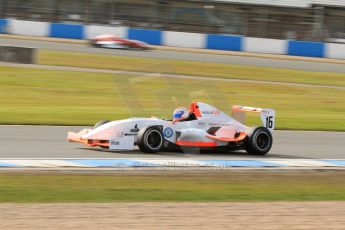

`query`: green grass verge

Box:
[39,50,345,87]
[0,172,344,202]
[1,66,344,130]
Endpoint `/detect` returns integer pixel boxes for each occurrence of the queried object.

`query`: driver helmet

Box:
[172,107,189,121]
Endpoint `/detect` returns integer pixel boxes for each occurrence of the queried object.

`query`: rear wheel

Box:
[137,126,164,153]
[244,127,272,155]
[128,45,144,51]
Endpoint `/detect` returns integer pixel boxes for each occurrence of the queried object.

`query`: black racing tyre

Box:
[90,42,100,47]
[137,126,164,153]
[129,46,144,51]
[244,127,273,155]
[93,120,110,129]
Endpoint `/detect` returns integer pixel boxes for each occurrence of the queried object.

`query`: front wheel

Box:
[244,127,273,155]
[93,120,111,149]
[137,126,164,153]
[93,120,110,129]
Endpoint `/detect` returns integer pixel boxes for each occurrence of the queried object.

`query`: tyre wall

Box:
[1,19,345,59]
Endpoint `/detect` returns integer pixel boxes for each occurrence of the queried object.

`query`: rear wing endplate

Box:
[232,105,276,131]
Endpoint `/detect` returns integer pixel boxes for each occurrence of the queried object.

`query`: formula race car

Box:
[67,102,275,155]
[90,34,150,50]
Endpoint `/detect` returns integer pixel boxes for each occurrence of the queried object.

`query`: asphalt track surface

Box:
[0,126,344,159]
[1,37,345,73]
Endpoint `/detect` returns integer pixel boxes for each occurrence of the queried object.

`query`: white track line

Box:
[1,62,343,90]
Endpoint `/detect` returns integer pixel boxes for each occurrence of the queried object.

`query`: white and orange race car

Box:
[90,34,150,50]
[68,102,275,155]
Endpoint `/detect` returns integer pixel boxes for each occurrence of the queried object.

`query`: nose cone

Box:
[82,121,119,140]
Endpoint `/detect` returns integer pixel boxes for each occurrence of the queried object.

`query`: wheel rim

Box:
[145,130,162,150]
[255,132,270,151]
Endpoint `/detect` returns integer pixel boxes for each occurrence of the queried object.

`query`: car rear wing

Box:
[231,105,276,131]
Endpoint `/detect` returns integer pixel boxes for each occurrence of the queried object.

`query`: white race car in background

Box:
[68,102,275,155]
[90,34,150,50]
